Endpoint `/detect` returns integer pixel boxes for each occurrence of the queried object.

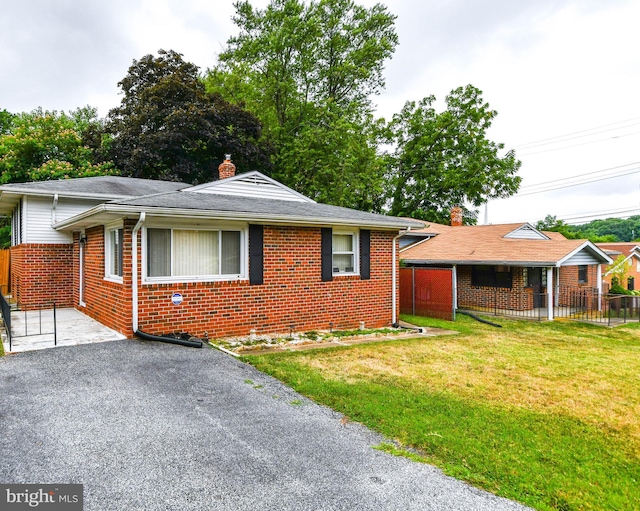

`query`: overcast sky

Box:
[2,0,639,225]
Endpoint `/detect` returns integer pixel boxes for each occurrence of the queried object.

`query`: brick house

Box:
[597,243,640,291]
[400,219,611,320]
[0,159,423,338]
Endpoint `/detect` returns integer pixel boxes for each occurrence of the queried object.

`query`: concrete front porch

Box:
[2,307,126,354]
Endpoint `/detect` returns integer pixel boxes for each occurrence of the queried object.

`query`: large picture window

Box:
[146,227,243,280]
[471,265,512,288]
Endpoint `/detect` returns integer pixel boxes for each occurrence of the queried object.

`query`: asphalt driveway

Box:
[0,340,530,511]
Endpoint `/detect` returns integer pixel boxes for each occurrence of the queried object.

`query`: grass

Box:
[245,314,640,511]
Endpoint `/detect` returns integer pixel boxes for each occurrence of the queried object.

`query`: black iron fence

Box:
[1,300,58,351]
[0,292,11,350]
[458,287,640,325]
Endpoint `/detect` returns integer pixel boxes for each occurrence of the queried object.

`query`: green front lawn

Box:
[246,315,640,511]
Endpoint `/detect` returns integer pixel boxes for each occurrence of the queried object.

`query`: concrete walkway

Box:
[2,307,126,353]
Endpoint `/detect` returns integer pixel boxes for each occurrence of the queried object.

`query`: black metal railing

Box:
[5,302,58,351]
[1,292,12,350]
[458,287,640,325]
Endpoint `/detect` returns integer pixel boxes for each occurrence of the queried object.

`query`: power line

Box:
[520,161,640,190]
[506,207,640,226]
[517,129,640,157]
[510,117,640,150]
[516,167,640,196]
[562,206,640,220]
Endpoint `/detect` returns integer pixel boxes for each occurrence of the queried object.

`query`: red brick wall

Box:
[81,224,398,339]
[75,223,133,335]
[10,244,74,309]
[557,265,598,289]
[457,266,533,311]
[456,265,601,311]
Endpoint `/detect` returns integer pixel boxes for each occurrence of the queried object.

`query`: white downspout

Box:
[392,228,411,326]
[452,264,458,313]
[132,212,146,333]
[547,266,554,320]
[51,194,58,224]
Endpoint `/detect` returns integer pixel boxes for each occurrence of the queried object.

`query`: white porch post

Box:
[547,266,554,320]
[597,264,603,312]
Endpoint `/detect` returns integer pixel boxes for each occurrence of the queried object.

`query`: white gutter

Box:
[53,203,422,232]
[392,227,412,325]
[131,212,146,333]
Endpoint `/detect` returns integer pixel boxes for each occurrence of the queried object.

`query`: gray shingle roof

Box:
[0,176,186,197]
[110,190,423,229]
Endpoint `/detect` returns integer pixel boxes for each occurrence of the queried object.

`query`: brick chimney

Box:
[450,206,463,226]
[218,154,236,180]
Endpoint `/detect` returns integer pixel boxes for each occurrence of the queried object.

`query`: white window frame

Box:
[104,222,124,283]
[142,223,248,284]
[332,230,359,276]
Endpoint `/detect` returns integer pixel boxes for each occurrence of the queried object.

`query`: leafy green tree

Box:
[572,216,640,242]
[0,109,14,135]
[105,49,271,184]
[536,215,580,239]
[385,85,521,224]
[0,107,115,184]
[537,214,627,242]
[206,0,397,208]
[606,254,631,291]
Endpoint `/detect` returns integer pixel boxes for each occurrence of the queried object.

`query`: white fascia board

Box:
[398,235,434,253]
[401,259,560,267]
[54,203,420,231]
[0,189,128,201]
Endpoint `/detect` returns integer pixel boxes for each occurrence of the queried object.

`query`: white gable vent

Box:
[504,224,550,240]
[186,171,314,203]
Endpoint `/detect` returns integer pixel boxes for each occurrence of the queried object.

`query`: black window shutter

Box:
[249,224,264,285]
[321,227,333,282]
[360,229,370,280]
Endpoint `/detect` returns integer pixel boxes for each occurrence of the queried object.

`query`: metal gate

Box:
[400,267,454,321]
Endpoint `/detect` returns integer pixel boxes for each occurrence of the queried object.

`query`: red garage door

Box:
[400,267,454,321]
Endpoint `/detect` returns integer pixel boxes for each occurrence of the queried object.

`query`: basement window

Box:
[145,227,244,281]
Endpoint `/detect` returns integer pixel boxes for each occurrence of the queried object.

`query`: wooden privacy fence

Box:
[0,248,9,295]
[400,267,454,321]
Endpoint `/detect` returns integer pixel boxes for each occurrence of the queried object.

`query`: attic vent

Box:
[504,224,550,240]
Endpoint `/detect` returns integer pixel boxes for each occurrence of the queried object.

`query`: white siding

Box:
[193,175,309,202]
[563,251,602,265]
[23,196,102,244]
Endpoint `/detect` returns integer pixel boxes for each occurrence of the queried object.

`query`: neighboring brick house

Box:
[597,243,640,291]
[0,159,423,338]
[400,219,611,320]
